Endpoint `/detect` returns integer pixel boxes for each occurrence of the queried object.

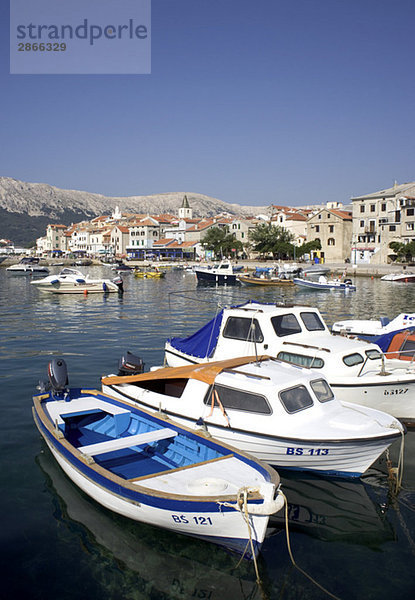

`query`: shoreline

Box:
[1,256,413,278]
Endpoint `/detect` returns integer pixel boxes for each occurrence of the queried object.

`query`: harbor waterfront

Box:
[1,265,415,600]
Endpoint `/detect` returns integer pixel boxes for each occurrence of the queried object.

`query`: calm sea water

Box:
[1,266,415,600]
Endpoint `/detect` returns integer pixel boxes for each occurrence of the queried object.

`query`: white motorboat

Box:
[194,261,239,285]
[332,314,415,338]
[102,355,404,478]
[293,276,356,291]
[34,359,284,559]
[298,264,331,277]
[6,257,49,274]
[31,268,124,294]
[380,271,415,283]
[164,301,415,424]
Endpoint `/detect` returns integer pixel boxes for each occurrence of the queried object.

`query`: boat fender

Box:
[76,278,86,283]
[246,483,285,516]
[50,278,59,284]
[226,484,285,516]
[103,282,107,291]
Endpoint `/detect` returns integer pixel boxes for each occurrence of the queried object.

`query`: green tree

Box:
[201,226,243,258]
[389,241,415,263]
[248,223,295,259]
[295,239,322,259]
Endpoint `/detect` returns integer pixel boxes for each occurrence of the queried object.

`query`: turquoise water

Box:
[1,267,415,600]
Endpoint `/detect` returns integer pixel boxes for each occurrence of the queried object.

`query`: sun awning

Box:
[102,355,271,386]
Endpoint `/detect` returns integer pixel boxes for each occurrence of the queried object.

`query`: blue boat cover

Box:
[356,327,415,352]
[169,311,224,358]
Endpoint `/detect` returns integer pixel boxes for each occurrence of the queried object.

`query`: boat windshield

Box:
[279,385,314,414]
[223,317,264,342]
[271,314,302,337]
[365,349,382,360]
[300,311,326,331]
[310,379,334,402]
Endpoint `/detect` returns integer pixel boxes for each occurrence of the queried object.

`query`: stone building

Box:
[307,208,352,263]
[351,182,415,264]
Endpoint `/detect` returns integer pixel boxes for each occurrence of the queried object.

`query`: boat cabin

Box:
[165,302,387,380]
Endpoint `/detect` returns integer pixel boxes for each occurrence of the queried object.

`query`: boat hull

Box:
[103,382,401,477]
[34,282,120,293]
[238,275,294,286]
[293,278,356,291]
[33,389,282,558]
[195,270,238,285]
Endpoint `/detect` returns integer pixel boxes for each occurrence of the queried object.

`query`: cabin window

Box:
[223,317,264,342]
[131,378,188,397]
[204,384,271,414]
[300,312,325,331]
[399,338,415,359]
[310,379,334,402]
[343,353,364,366]
[277,351,324,368]
[271,314,302,337]
[365,349,382,360]
[279,385,314,414]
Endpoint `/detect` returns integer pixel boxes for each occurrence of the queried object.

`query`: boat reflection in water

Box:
[269,470,395,547]
[36,448,259,600]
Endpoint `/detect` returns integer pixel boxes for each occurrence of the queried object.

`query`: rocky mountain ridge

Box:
[0,176,267,246]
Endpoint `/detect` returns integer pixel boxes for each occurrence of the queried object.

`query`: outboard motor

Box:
[118,351,144,376]
[344,278,353,285]
[48,358,68,393]
[112,275,124,293]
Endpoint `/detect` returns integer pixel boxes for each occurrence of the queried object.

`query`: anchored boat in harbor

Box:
[163,301,415,424]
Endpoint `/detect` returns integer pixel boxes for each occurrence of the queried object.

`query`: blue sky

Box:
[1,0,414,207]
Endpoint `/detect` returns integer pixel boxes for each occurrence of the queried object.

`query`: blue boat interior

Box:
[61,409,225,480]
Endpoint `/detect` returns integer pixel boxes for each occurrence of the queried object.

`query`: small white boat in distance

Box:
[293,275,356,291]
[164,301,415,424]
[31,268,124,294]
[34,359,284,559]
[332,313,415,338]
[381,270,415,283]
[102,355,404,478]
[6,257,49,274]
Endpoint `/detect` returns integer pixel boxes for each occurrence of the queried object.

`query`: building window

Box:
[389,225,396,232]
[329,225,334,233]
[318,214,322,219]
[315,225,320,233]
[328,238,335,246]
[370,204,376,212]
[381,203,386,211]
[406,223,414,231]
[360,205,365,213]
[360,220,364,228]
[408,209,414,216]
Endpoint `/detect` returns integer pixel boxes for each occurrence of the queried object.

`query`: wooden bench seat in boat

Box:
[79,428,178,456]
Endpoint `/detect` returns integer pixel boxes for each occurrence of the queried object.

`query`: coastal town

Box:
[2,181,415,266]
